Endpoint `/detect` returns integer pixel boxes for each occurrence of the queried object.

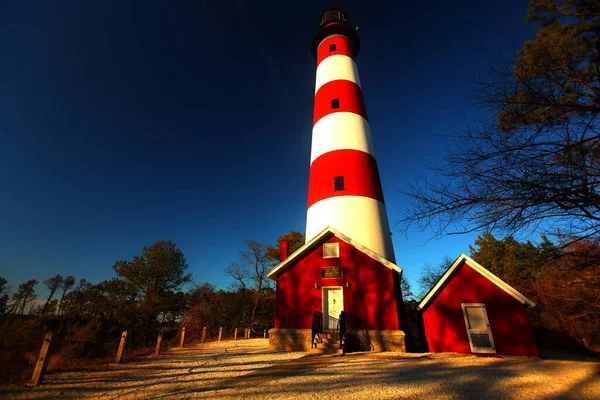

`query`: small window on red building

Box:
[334,176,344,191]
[329,44,336,52]
[323,243,339,258]
[331,98,340,109]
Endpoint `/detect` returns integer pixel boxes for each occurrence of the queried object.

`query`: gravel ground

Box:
[1,339,599,399]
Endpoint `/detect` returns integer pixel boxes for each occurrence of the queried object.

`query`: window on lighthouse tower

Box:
[334,176,345,191]
[329,44,336,52]
[331,98,340,109]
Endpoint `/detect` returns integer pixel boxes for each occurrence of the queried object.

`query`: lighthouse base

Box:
[268,328,406,352]
[268,329,313,351]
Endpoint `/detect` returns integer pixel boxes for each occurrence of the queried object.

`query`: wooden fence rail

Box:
[25,325,264,386]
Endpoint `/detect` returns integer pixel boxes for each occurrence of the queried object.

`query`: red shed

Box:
[267,227,406,352]
[418,254,538,356]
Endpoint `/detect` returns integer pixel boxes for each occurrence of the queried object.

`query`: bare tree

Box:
[225,241,273,328]
[403,1,600,248]
[416,256,453,299]
[224,262,250,290]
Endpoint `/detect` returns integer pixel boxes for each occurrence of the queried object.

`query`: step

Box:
[315,333,339,340]
[317,342,341,350]
[308,347,344,355]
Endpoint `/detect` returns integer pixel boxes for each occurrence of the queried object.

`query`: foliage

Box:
[56,275,75,315]
[0,318,46,384]
[265,230,305,261]
[0,277,8,315]
[60,278,158,347]
[404,1,600,247]
[60,279,92,317]
[470,231,599,351]
[10,279,38,315]
[113,240,191,331]
[470,232,558,296]
[41,274,64,316]
[113,241,191,304]
[534,239,600,351]
[186,285,275,338]
[0,232,289,383]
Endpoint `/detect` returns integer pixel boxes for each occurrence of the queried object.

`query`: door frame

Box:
[322,286,344,330]
[461,303,496,353]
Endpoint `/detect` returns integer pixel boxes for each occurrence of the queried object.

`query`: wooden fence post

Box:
[179,327,186,348]
[201,327,207,344]
[28,331,54,386]
[155,329,164,356]
[218,327,222,342]
[234,328,238,341]
[115,331,127,364]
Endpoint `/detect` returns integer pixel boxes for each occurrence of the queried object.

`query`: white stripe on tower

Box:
[306,10,396,262]
[315,53,361,93]
[310,112,374,164]
[306,196,395,262]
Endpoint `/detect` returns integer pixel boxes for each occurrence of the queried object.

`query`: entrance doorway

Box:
[322,287,343,330]
[461,303,496,353]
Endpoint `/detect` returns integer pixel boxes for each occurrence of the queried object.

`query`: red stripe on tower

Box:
[313,80,368,125]
[316,36,355,66]
[306,8,395,262]
[307,150,383,208]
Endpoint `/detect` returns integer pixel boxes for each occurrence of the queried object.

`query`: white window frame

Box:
[322,242,339,258]
[461,303,496,354]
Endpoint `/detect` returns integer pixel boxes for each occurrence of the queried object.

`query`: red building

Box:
[418,254,539,356]
[267,227,405,352]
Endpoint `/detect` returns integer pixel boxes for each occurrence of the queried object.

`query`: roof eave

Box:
[417,253,536,311]
[267,226,402,279]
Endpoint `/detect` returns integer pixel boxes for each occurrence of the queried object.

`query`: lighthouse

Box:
[306,8,395,263]
[266,9,405,353]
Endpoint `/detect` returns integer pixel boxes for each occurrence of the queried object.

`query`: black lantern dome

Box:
[311,8,360,59]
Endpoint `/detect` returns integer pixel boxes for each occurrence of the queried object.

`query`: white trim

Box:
[417,254,536,310]
[461,303,496,354]
[322,242,339,258]
[267,226,402,279]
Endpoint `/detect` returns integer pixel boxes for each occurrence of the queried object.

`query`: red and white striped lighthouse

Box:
[306,9,396,263]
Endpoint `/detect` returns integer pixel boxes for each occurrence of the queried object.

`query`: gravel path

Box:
[1,339,599,399]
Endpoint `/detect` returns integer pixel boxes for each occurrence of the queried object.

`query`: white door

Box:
[322,287,343,330]
[461,303,496,353]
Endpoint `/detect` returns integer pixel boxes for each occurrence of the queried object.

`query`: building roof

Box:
[417,253,536,311]
[266,226,402,279]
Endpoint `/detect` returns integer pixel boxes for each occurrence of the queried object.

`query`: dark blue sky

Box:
[0,1,536,294]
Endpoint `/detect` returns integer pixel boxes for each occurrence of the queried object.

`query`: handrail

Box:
[311,311,323,348]
[312,311,348,351]
[339,311,346,349]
